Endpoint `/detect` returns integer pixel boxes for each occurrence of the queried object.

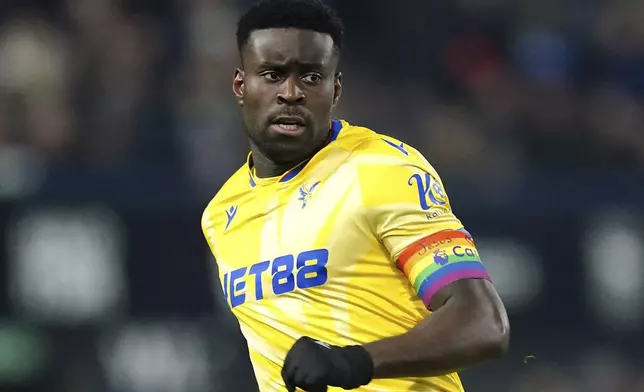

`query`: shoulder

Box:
[334,121,439,178]
[334,122,451,209]
[201,163,249,229]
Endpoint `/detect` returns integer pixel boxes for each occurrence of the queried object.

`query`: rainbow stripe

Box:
[397,229,490,308]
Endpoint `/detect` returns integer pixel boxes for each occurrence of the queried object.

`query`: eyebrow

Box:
[257,60,325,69]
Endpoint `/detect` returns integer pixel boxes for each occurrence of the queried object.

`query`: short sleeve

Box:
[355,138,490,308]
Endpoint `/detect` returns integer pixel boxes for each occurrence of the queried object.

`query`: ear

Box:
[332,72,342,107]
[232,68,245,106]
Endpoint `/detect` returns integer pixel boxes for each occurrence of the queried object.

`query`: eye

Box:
[302,74,323,84]
[261,71,282,82]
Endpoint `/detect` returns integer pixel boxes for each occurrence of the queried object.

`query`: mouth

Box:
[269,116,307,136]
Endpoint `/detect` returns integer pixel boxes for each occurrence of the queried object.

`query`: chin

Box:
[252,127,324,164]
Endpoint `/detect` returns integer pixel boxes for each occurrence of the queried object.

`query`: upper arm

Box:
[356,138,491,310]
[430,279,510,354]
[429,278,502,315]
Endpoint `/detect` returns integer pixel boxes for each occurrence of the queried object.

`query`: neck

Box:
[250,132,331,179]
[250,146,298,178]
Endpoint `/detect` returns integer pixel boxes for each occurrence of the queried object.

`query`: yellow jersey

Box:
[202,120,490,391]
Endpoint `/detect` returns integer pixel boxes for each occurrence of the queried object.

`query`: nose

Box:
[277,77,305,105]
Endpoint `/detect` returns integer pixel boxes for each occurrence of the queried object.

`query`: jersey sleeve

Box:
[355,138,490,309]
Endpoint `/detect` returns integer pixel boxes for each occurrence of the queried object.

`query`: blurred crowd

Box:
[0,0,643,391]
[1,0,643,202]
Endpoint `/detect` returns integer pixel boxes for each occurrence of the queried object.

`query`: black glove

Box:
[281,336,374,391]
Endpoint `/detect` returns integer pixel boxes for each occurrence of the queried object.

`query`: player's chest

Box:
[215,174,360,259]
[210,176,368,309]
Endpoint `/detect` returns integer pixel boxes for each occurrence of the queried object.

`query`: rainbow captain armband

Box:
[396,229,490,309]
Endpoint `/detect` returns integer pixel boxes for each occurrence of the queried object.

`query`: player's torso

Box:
[203,124,464,391]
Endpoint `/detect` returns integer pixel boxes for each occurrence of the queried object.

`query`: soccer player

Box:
[202,0,510,390]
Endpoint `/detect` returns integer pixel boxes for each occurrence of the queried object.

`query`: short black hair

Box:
[236,0,344,54]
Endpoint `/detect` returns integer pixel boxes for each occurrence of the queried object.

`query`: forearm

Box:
[363,283,509,378]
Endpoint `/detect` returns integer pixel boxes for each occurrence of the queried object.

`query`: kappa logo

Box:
[225,205,238,230]
[298,181,321,208]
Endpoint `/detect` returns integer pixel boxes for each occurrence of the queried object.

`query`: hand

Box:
[281,336,374,391]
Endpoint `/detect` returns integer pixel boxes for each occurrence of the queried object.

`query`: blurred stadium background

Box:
[1,0,643,391]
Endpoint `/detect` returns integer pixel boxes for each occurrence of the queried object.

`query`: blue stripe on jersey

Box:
[330,120,342,141]
[280,166,304,182]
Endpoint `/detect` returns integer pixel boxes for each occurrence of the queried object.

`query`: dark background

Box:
[0,0,643,391]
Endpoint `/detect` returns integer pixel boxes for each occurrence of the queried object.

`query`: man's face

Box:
[233,28,342,164]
